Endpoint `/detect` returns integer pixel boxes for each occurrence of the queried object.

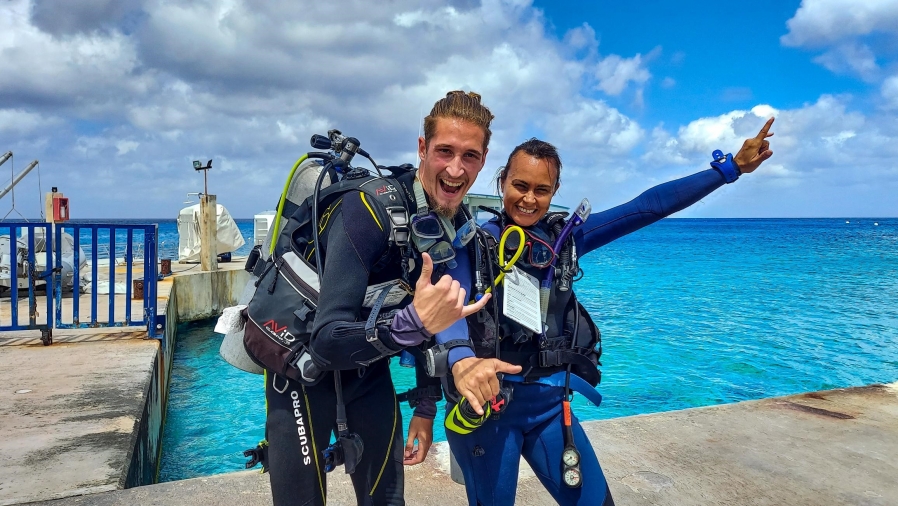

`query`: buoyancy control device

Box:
[217,130,417,384]
[467,210,603,387]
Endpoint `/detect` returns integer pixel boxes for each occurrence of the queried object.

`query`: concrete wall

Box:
[123,266,249,487]
[172,268,250,322]
[124,347,163,488]
[159,277,178,403]
[116,276,179,489]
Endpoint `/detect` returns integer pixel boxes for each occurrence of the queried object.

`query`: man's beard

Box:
[432,202,458,218]
[419,171,460,217]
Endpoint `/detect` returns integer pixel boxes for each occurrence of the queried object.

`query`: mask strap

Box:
[412,177,430,217]
[439,214,456,243]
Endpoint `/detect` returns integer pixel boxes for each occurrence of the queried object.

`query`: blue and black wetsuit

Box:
[439,168,729,506]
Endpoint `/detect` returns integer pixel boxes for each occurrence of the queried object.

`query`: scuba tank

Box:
[216,130,414,382]
[218,154,331,374]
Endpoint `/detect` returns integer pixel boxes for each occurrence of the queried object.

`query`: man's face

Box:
[417,117,488,217]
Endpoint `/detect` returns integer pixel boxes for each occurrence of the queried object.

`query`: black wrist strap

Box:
[359,286,395,365]
[440,339,474,352]
[426,339,474,377]
[397,384,443,407]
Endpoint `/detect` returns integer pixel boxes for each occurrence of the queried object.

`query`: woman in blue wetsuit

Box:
[432,118,775,505]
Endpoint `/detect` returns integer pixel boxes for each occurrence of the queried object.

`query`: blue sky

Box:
[537,0,866,121]
[1,0,897,218]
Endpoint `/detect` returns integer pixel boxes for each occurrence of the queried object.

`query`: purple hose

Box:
[544,199,591,286]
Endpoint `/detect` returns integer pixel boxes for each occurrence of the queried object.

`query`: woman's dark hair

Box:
[495,138,562,194]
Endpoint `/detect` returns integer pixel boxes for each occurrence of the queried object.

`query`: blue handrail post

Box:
[125,228,133,324]
[54,224,62,331]
[44,224,53,335]
[146,225,159,339]
[109,228,115,325]
[72,225,80,326]
[91,227,98,327]
[142,229,149,336]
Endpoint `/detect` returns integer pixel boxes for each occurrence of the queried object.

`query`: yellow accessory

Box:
[483,225,525,295]
[270,154,309,255]
[445,399,493,435]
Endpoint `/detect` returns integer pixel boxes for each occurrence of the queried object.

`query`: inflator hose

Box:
[270,154,310,255]
[483,225,526,295]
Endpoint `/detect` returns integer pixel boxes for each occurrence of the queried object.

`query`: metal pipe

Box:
[0,151,11,167]
[0,160,39,200]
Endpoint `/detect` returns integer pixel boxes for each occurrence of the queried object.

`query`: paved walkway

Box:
[0,329,156,506]
[21,382,898,506]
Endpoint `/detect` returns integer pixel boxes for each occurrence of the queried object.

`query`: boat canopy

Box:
[177,203,245,262]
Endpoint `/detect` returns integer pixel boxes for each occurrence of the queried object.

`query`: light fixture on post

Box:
[193,159,212,197]
[191,159,217,272]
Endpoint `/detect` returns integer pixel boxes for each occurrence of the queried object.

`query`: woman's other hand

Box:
[451,357,522,416]
[734,117,775,174]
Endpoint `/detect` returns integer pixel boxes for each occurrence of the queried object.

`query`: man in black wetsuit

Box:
[264,91,496,506]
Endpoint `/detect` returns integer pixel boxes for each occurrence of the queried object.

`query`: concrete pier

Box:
[0,330,157,506]
[10,382,898,505]
[0,258,250,505]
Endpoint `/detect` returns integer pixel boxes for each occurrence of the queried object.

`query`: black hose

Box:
[480,229,501,361]
[310,157,351,438]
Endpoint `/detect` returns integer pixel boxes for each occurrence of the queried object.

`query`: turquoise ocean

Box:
[158,218,898,482]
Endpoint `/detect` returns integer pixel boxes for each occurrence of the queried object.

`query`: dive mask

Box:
[502,225,556,269]
[411,212,477,267]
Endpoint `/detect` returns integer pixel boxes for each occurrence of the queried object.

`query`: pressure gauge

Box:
[562,446,580,467]
[562,467,582,488]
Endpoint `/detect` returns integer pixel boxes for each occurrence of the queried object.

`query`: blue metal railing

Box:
[0,222,53,342]
[53,223,159,337]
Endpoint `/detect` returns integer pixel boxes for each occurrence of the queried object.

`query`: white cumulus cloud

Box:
[594,54,652,96]
[115,140,140,155]
[638,94,898,217]
[782,0,898,47]
[781,0,897,83]
[0,109,60,135]
[812,42,880,81]
[882,75,898,109]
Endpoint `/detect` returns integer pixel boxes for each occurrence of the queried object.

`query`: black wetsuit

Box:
[265,190,438,506]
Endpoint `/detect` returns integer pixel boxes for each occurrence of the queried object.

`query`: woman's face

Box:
[501,152,559,227]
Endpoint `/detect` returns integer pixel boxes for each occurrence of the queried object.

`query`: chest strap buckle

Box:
[538,350,563,368]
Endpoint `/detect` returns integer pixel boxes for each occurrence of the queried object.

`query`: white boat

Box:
[0,229,86,291]
[176,202,246,262]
